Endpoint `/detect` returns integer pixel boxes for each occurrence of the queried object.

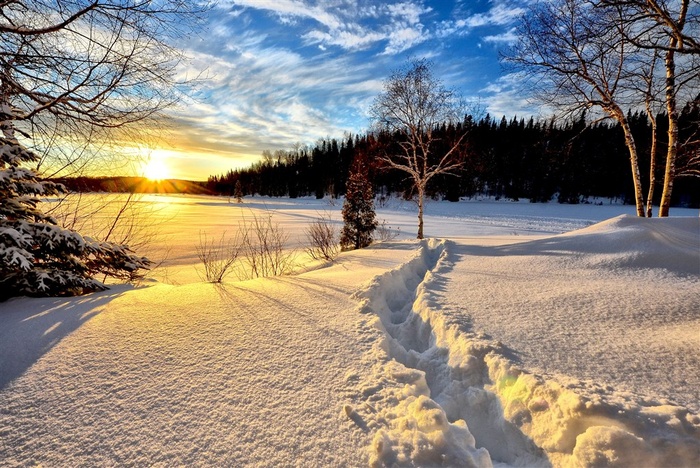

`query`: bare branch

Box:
[371,59,469,238]
[0,0,206,176]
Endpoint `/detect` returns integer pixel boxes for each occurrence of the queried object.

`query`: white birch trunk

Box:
[659,45,679,217]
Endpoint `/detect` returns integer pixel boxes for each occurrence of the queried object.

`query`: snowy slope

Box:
[1,196,698,467]
[443,215,700,411]
[0,246,411,466]
[346,217,699,466]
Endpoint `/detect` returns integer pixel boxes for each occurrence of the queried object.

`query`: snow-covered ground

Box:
[1,195,698,467]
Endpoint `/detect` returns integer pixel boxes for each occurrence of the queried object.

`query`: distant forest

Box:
[207,102,700,208]
[57,177,209,195]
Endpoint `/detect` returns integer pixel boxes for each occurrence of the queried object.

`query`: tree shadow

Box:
[0,287,129,390]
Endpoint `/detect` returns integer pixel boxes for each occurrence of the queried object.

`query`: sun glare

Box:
[143,155,171,181]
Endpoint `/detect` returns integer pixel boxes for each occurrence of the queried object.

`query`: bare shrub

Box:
[305,213,340,261]
[46,192,167,282]
[236,211,295,280]
[196,231,241,283]
[194,210,295,283]
[48,193,164,253]
[376,219,400,242]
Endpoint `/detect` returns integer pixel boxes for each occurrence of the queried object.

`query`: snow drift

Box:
[348,216,700,466]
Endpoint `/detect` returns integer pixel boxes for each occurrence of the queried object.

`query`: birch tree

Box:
[507,0,649,216]
[602,0,700,216]
[371,60,467,239]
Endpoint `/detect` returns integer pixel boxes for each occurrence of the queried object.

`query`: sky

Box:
[151,0,536,181]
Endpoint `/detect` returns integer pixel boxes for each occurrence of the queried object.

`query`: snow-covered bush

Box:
[0,137,151,300]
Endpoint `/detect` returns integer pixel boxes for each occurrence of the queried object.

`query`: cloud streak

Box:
[436,1,525,38]
[152,1,534,180]
[223,0,433,54]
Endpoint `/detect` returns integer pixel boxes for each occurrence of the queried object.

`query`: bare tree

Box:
[507,0,649,216]
[509,0,699,216]
[0,1,203,297]
[643,63,662,218]
[371,59,468,239]
[629,50,665,217]
[0,0,204,174]
[601,0,700,216]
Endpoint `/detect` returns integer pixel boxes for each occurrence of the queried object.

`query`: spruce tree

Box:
[234,180,244,203]
[340,158,377,250]
[0,135,151,300]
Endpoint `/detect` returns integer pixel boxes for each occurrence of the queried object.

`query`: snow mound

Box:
[348,236,700,467]
[506,214,699,276]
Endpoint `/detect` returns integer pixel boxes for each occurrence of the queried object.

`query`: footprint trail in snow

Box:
[347,238,700,467]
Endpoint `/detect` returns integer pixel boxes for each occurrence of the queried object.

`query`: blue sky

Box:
[156,0,536,181]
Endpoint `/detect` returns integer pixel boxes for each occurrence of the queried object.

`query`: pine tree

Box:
[234,179,243,203]
[0,135,151,300]
[340,158,377,250]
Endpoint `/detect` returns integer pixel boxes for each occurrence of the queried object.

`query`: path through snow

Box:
[347,217,700,466]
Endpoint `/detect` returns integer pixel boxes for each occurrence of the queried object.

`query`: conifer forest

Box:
[206,103,700,208]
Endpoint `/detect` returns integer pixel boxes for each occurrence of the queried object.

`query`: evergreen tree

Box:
[340,158,377,250]
[0,136,151,300]
[234,179,243,203]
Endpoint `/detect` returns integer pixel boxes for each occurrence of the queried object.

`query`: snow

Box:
[1,194,698,466]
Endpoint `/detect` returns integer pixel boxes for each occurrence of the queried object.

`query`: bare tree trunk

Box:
[643,56,660,218]
[659,45,679,217]
[646,115,658,218]
[615,111,646,217]
[417,186,425,239]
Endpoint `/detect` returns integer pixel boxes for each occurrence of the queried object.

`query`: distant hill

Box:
[54,176,212,195]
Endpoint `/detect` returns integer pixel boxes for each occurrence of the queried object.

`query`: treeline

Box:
[57,176,210,194]
[207,105,700,207]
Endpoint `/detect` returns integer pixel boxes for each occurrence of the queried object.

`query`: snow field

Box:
[0,247,415,466]
[2,195,699,466]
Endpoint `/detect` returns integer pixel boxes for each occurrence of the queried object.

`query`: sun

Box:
[142,154,171,181]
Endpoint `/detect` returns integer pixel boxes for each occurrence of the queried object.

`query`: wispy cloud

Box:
[436,1,525,38]
[479,72,550,119]
[483,27,519,45]
[151,1,535,180]
[162,0,441,177]
[302,27,386,51]
[166,36,386,177]
[464,3,525,28]
[221,0,432,54]
[227,0,344,29]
